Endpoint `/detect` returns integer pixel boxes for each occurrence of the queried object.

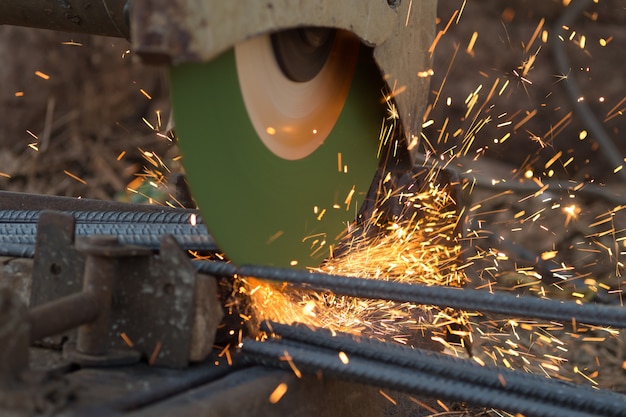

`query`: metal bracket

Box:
[29,211,222,368]
[0,288,29,382]
[30,212,84,348]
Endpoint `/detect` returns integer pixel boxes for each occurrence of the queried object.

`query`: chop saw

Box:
[1,0,436,268]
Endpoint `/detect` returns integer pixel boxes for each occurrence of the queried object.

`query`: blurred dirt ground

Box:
[1,0,626,410]
[430,0,626,182]
[1,0,625,194]
[0,27,175,200]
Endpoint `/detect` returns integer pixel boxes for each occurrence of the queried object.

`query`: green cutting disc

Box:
[170,30,385,268]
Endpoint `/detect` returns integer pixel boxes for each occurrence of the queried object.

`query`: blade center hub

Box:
[271,28,336,83]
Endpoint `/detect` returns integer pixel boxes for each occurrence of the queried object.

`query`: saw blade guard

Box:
[159,1,436,267]
[170,30,385,267]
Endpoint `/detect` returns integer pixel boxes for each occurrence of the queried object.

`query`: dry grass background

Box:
[0,27,174,200]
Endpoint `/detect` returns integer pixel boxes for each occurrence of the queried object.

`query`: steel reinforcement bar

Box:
[0,209,215,255]
[244,337,607,417]
[254,321,626,417]
[195,261,626,329]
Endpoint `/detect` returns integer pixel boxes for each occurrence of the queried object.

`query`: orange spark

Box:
[63,170,87,185]
[429,10,459,55]
[466,31,478,56]
[379,390,397,405]
[269,383,288,404]
[120,332,134,348]
[35,71,50,80]
[140,88,152,100]
[149,341,162,366]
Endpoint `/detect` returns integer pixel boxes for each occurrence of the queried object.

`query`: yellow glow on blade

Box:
[267,230,284,244]
[344,186,356,211]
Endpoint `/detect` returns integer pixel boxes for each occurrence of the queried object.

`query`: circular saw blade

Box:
[170,32,385,268]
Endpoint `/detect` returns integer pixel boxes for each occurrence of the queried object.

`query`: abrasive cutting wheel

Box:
[170,28,387,268]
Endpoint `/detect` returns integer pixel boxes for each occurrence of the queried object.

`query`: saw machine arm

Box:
[131,0,436,162]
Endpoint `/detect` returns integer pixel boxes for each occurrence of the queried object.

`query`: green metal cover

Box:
[170,47,384,268]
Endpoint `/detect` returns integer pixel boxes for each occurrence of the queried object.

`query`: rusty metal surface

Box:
[0,257,32,306]
[37,360,362,417]
[30,211,84,347]
[128,366,429,417]
[0,0,129,38]
[110,235,198,368]
[44,358,236,416]
[0,357,430,416]
[189,274,223,362]
[0,352,235,416]
[29,291,100,344]
[372,0,437,161]
[76,235,151,358]
[31,211,83,308]
[28,212,218,367]
[131,0,397,64]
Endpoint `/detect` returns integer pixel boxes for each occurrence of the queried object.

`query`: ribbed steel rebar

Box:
[0,209,216,255]
[0,223,213,247]
[0,210,202,225]
[261,321,626,416]
[0,243,35,258]
[244,339,599,417]
[195,261,626,328]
